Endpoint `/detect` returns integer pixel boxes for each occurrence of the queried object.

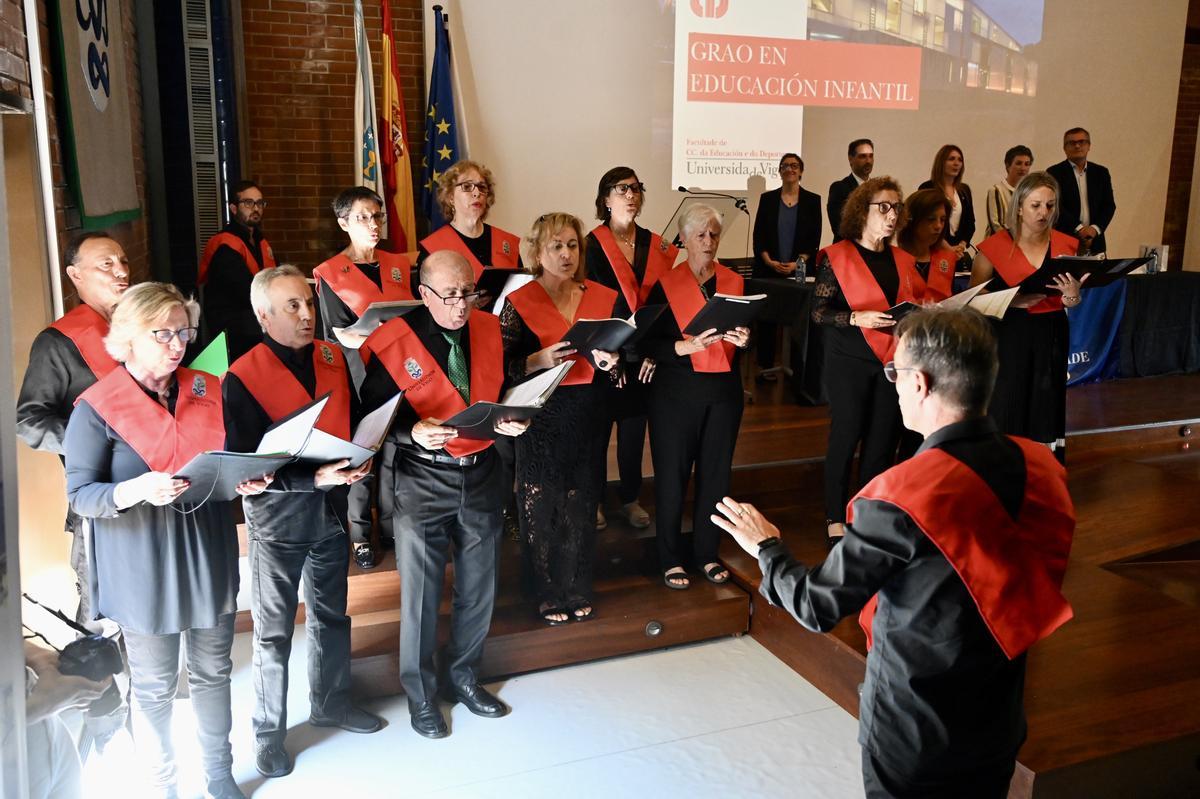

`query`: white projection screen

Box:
[426,0,1186,259]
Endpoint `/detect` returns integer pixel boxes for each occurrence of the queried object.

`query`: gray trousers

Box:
[248,530,351,748]
[122,613,236,789]
[392,449,503,703]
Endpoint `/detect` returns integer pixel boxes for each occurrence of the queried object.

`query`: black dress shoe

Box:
[255,745,293,779]
[353,542,376,570]
[310,705,384,734]
[440,682,509,718]
[408,699,449,738]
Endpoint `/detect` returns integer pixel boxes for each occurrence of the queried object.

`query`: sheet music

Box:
[501,362,572,408]
[937,282,989,311]
[255,396,328,455]
[351,392,402,448]
[492,273,536,313]
[967,287,1019,319]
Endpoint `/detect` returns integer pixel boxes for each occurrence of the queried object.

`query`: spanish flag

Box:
[380,0,416,251]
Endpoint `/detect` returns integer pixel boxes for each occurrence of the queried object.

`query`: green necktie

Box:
[442,330,469,403]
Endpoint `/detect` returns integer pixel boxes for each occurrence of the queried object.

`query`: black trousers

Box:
[755,321,779,368]
[392,448,503,703]
[347,440,396,545]
[599,414,647,505]
[648,386,743,570]
[248,523,351,747]
[861,748,1014,799]
[823,353,902,523]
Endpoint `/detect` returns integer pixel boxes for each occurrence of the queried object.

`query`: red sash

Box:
[821,240,921,364]
[421,224,520,280]
[917,244,957,303]
[507,280,618,386]
[197,231,275,286]
[313,250,414,318]
[49,303,118,380]
[976,230,1079,314]
[227,339,352,439]
[366,313,504,457]
[76,366,225,473]
[589,225,680,311]
[659,262,744,373]
[852,437,1075,659]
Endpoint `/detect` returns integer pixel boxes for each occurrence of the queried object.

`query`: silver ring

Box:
[735,508,746,517]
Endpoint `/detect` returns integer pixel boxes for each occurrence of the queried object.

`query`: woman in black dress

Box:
[65,282,269,799]
[971,172,1084,455]
[812,177,923,545]
[643,204,750,590]
[584,166,678,530]
[502,212,620,625]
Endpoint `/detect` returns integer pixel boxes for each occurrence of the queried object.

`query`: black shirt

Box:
[756,416,1030,779]
[203,222,271,361]
[17,326,100,457]
[641,276,744,402]
[222,334,360,543]
[811,243,899,363]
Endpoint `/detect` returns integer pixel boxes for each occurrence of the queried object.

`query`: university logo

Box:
[192,375,207,397]
[391,266,403,283]
[937,258,950,274]
[691,0,729,18]
[659,237,670,252]
[501,240,511,256]
[320,344,335,364]
[404,358,423,380]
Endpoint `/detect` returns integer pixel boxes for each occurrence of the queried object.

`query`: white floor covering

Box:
[82,631,865,798]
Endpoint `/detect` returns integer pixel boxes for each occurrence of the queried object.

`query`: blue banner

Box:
[420,6,459,230]
[1067,282,1127,385]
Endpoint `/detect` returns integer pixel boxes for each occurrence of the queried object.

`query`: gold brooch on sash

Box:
[320,344,335,364]
[938,258,950,274]
[502,240,511,256]
[391,266,403,283]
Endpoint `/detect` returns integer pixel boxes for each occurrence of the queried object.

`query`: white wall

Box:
[426,0,1188,260]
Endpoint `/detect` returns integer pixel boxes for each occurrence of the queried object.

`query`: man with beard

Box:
[200,180,277,359]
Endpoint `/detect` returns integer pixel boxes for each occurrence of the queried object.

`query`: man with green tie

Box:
[357,251,529,738]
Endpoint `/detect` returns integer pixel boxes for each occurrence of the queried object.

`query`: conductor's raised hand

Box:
[411,418,458,450]
[494,419,530,437]
[711,496,781,556]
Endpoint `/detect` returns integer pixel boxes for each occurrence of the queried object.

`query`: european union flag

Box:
[421,5,459,230]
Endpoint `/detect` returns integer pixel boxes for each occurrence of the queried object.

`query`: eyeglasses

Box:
[237,199,267,209]
[779,163,802,171]
[349,212,387,226]
[869,201,904,215]
[422,285,483,306]
[610,182,645,197]
[883,361,919,383]
[454,180,490,195]
[1065,139,1090,147]
[149,327,199,345]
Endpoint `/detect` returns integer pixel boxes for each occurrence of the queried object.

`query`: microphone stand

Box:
[664,187,753,256]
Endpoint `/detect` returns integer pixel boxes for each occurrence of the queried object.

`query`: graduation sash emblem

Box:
[320,344,335,364]
[404,358,423,380]
[192,374,207,397]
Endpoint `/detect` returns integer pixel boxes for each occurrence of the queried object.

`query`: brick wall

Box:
[1163,38,1200,267]
[5,0,152,306]
[241,0,425,268]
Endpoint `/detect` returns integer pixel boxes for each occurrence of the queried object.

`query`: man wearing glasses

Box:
[1047,128,1116,254]
[716,308,1075,798]
[199,179,278,359]
[358,251,529,739]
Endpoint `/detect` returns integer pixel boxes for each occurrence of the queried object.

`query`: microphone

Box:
[677,186,749,214]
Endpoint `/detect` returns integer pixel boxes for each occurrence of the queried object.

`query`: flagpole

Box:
[444,10,470,157]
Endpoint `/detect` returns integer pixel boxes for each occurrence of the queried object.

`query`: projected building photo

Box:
[807,0,1042,97]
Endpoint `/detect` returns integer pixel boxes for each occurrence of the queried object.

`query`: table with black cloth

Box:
[1116,272,1200,377]
[744,277,826,405]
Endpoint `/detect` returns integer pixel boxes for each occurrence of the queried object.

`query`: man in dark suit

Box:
[827,138,874,242]
[1046,128,1115,254]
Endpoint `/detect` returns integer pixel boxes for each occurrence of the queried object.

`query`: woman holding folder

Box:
[642,204,750,590]
[502,212,620,625]
[971,172,1084,454]
[64,283,269,798]
[585,166,678,531]
[813,177,923,546]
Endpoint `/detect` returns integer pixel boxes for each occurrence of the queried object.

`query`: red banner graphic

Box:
[687,34,922,110]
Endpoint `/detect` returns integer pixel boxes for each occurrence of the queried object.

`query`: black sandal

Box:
[538,602,571,626]
[663,568,690,590]
[702,562,730,584]
[568,600,595,622]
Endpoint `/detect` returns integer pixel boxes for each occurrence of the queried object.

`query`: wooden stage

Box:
[237,371,1200,797]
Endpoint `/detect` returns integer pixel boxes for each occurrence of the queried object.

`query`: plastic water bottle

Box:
[794,255,807,283]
